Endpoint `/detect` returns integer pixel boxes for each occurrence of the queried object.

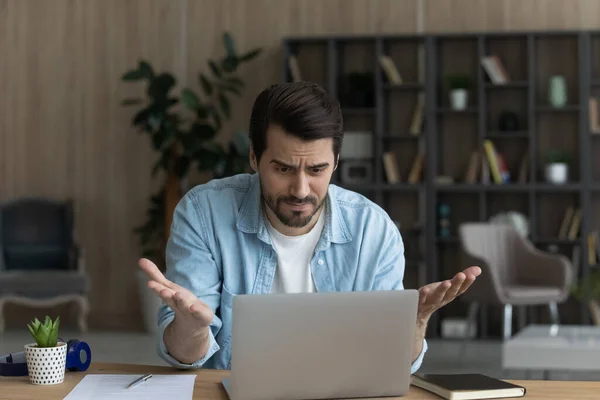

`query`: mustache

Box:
[280,196,317,205]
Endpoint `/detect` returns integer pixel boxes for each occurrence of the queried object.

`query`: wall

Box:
[2,0,600,330]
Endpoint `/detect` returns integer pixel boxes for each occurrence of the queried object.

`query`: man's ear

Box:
[334,155,339,171]
[249,146,258,172]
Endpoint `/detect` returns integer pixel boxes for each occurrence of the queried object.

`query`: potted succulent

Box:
[445,73,472,110]
[25,316,67,385]
[545,150,570,184]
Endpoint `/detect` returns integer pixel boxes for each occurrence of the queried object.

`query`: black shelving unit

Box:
[282,30,598,338]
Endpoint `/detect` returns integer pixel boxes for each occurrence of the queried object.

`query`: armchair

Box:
[458,222,574,341]
[0,198,89,333]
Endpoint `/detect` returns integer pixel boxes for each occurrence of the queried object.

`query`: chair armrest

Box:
[69,243,86,273]
[515,239,574,292]
[459,244,508,304]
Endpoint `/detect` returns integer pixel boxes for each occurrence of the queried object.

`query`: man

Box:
[139,81,481,373]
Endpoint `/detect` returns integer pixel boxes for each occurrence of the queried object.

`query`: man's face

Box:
[250,125,337,233]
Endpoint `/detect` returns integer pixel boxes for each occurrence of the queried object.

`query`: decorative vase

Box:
[24,342,67,385]
[545,163,568,184]
[450,89,468,110]
[549,75,567,108]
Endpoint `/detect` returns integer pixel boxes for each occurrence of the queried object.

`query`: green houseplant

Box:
[24,316,68,385]
[445,73,472,110]
[121,32,260,333]
[121,32,261,269]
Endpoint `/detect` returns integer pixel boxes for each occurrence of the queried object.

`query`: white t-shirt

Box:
[266,207,326,293]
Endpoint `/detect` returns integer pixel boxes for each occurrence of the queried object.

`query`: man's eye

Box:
[311,168,325,174]
[278,167,290,173]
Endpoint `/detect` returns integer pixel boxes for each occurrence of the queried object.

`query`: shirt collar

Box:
[236,173,352,246]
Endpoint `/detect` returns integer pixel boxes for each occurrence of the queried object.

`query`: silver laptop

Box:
[222,289,419,400]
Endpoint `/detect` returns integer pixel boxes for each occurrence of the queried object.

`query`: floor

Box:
[2,330,599,381]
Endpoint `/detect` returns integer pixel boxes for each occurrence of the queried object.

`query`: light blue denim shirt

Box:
[156,172,427,373]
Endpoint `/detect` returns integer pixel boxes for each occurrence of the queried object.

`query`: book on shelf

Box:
[408,153,425,184]
[482,140,510,184]
[588,233,596,266]
[480,55,510,84]
[480,152,490,184]
[559,206,581,239]
[464,151,481,184]
[587,230,600,266]
[568,208,582,240]
[558,206,575,239]
[517,154,528,183]
[409,93,425,135]
[378,55,402,85]
[382,152,400,183]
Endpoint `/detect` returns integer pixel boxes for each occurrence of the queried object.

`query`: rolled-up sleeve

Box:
[156,314,220,369]
[155,190,223,368]
[410,338,428,374]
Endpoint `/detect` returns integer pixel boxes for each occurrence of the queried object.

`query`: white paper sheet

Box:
[63,373,196,400]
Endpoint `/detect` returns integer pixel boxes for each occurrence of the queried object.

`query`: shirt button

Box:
[318,259,324,265]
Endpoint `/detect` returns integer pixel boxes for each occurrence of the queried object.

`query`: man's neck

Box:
[263,204,324,237]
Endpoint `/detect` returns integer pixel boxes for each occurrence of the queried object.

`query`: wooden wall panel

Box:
[0,0,182,330]
[3,0,600,330]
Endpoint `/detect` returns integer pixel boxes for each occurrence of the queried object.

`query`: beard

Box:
[260,182,326,229]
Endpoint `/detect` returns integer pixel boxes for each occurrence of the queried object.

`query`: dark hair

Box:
[248,81,343,162]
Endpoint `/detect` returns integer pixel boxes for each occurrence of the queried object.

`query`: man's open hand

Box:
[138,258,214,336]
[417,266,482,323]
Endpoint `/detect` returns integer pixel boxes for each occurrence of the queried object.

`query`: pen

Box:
[127,373,153,389]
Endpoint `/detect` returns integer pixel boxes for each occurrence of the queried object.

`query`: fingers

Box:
[429,280,451,306]
[456,269,479,296]
[444,272,466,301]
[138,258,189,293]
[138,258,172,288]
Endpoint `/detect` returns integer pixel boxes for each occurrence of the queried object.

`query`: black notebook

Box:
[411,373,526,400]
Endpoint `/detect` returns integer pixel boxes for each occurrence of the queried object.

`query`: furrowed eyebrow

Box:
[309,163,330,169]
[270,160,330,169]
[270,159,296,169]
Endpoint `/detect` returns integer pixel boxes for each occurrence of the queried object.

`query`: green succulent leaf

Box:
[27,315,60,347]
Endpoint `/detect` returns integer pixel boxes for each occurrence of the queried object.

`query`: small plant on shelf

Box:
[445,73,472,111]
[545,150,570,184]
[25,316,68,385]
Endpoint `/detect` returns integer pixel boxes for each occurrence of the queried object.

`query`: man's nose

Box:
[291,173,310,199]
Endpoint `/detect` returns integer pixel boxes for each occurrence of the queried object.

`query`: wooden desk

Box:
[1,362,600,399]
